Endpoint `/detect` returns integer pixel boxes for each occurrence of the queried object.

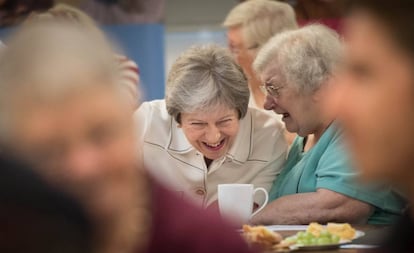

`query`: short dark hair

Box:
[349,0,414,59]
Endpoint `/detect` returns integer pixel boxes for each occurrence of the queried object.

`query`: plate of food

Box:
[284,222,364,251]
[242,222,364,252]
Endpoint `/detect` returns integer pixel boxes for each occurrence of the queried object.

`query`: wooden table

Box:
[273,225,390,253]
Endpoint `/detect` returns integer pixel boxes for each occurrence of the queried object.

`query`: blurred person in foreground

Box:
[333,0,414,251]
[27,3,141,109]
[0,20,254,253]
[135,44,287,209]
[250,24,404,225]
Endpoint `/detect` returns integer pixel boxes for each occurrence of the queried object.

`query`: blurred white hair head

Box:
[0,20,127,143]
[223,0,298,50]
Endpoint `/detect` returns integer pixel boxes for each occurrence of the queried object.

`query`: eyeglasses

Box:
[260,83,284,98]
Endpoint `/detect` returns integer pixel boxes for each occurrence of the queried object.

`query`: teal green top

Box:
[269,123,405,224]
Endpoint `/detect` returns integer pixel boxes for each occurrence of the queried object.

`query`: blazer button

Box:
[195,189,206,196]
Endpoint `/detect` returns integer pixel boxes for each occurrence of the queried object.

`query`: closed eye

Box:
[217,119,233,126]
[188,122,206,130]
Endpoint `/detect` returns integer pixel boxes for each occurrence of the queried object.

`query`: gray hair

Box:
[254,24,343,94]
[223,0,297,49]
[166,44,249,123]
[0,20,124,141]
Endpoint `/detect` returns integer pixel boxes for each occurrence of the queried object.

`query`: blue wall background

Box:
[0,24,166,102]
[104,24,165,101]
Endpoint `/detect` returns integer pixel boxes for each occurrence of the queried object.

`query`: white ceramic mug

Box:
[218,184,269,226]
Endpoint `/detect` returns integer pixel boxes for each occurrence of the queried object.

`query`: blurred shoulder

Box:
[134,100,172,139]
[135,99,169,119]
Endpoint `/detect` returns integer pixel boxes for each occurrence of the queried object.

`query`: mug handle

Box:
[251,187,269,217]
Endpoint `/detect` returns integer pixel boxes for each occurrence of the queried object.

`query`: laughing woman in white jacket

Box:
[135,45,287,208]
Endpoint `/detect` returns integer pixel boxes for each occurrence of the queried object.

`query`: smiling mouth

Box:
[202,139,225,151]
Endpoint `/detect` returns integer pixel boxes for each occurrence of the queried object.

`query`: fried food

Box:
[272,240,296,252]
[242,225,283,250]
[306,222,325,237]
[307,222,356,240]
[243,225,282,246]
[326,222,356,240]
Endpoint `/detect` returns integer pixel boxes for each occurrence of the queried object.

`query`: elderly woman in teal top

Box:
[250,24,405,225]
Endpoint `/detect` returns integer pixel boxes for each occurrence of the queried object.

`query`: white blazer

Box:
[134,100,287,207]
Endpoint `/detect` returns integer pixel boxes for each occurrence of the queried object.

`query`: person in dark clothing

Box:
[334,0,414,252]
[0,154,255,253]
[0,156,93,253]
